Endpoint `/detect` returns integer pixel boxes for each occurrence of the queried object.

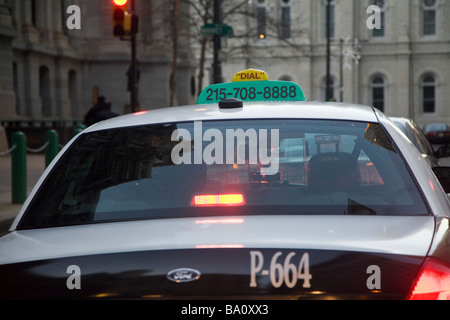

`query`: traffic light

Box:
[112,0,138,37]
[112,0,128,37]
[124,12,139,36]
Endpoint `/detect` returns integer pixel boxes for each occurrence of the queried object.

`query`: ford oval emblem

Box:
[167,268,201,283]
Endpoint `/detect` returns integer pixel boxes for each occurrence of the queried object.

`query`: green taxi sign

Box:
[197,69,306,104]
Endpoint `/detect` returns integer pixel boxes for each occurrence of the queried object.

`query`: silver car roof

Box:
[84,101,379,133]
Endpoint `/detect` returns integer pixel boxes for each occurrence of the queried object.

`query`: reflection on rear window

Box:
[19,120,430,229]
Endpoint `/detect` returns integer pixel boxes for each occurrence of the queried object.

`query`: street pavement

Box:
[0,154,45,233]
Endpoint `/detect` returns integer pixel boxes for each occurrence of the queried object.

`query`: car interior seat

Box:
[308,152,361,192]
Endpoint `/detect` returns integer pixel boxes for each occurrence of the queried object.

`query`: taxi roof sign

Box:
[197,69,306,104]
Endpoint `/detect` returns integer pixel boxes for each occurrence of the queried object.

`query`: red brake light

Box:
[191,194,245,207]
[407,258,450,300]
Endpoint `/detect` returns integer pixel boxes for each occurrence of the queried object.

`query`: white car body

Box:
[1,101,449,300]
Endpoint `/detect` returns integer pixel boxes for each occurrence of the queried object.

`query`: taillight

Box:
[407,258,450,300]
[191,194,245,207]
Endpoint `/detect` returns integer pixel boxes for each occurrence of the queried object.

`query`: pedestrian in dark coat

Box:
[84,96,118,126]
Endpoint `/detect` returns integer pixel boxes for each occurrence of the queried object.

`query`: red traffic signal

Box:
[112,0,128,7]
[112,0,128,37]
[112,0,138,37]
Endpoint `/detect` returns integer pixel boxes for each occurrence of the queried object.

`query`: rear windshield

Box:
[18,119,430,229]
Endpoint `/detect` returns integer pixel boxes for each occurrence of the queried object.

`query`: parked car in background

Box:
[391,117,440,167]
[423,123,450,145]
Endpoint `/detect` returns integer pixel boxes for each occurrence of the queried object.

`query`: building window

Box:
[5,0,17,25]
[12,62,20,115]
[256,0,267,40]
[280,0,291,40]
[422,75,436,113]
[372,0,386,38]
[422,0,437,36]
[68,70,78,117]
[323,0,335,39]
[39,65,52,117]
[31,0,37,26]
[190,76,196,97]
[371,76,385,112]
[61,0,69,34]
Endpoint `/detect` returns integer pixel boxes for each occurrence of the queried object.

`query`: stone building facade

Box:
[1,0,450,132]
[206,0,450,127]
[0,0,197,125]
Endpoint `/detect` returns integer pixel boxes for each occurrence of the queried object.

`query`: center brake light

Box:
[407,258,450,300]
[191,194,245,207]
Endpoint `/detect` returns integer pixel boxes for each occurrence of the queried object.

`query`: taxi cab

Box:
[0,69,449,300]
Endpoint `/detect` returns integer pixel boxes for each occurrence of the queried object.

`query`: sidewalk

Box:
[0,154,45,232]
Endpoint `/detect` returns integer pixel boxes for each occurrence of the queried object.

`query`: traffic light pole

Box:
[130,33,138,112]
[113,0,139,112]
[212,0,222,84]
[129,0,138,112]
[326,0,333,101]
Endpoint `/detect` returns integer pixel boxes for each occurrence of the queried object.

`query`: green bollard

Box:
[73,124,86,137]
[45,129,59,167]
[11,131,27,204]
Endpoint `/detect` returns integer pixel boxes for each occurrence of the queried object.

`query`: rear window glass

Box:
[18,120,430,229]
